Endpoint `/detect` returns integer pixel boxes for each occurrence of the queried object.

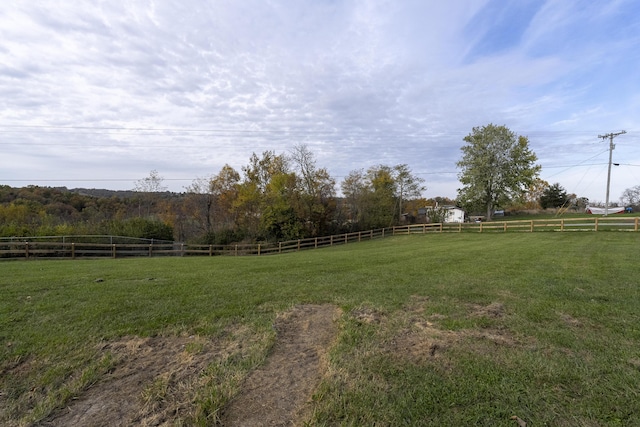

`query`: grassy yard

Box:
[2,232,640,425]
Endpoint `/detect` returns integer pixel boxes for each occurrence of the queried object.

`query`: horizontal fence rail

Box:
[1,217,638,260]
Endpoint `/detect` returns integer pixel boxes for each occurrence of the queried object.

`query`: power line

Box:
[542,149,609,179]
[0,124,467,138]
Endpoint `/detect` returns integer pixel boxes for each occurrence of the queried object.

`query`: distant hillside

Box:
[69,188,171,199]
[0,185,176,241]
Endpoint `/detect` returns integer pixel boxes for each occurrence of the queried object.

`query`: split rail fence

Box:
[1,216,638,260]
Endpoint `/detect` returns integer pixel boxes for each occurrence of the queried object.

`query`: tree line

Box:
[0,145,430,243]
[3,125,630,242]
[161,144,429,243]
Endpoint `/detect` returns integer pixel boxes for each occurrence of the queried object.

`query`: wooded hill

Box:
[0,185,175,241]
[1,148,444,243]
[1,141,470,243]
[0,182,433,244]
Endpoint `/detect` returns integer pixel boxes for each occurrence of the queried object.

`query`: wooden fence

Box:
[1,217,638,260]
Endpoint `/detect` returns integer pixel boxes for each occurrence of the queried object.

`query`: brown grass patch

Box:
[385,298,519,365]
[351,306,385,325]
[558,312,582,327]
[469,301,506,318]
[36,326,266,427]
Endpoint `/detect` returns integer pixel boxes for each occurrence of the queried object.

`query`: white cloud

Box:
[0,0,638,202]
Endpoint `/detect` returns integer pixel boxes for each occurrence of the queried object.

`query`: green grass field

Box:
[2,232,640,426]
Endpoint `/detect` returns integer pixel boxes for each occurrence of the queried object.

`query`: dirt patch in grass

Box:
[388,320,460,366]
[351,306,386,324]
[387,297,518,365]
[219,304,341,426]
[36,335,231,426]
[12,299,521,425]
[469,301,506,318]
[558,312,582,327]
[33,304,340,427]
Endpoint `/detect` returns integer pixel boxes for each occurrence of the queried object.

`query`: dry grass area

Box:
[352,297,522,366]
[34,334,229,426]
[31,305,340,427]
[35,300,510,426]
[394,300,522,361]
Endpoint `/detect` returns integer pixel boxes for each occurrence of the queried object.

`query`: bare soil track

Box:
[35,304,340,427]
[220,304,340,426]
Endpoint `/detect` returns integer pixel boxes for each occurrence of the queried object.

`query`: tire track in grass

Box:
[220,304,340,427]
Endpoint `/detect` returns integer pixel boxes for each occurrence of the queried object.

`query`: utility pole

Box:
[598,130,626,216]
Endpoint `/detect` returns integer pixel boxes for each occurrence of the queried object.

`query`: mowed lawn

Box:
[2,232,640,425]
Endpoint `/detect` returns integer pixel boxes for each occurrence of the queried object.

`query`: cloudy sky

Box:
[1,0,639,203]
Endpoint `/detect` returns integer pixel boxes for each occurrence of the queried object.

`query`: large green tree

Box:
[457,124,540,220]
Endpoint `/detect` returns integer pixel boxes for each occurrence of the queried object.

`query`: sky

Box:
[1,0,639,204]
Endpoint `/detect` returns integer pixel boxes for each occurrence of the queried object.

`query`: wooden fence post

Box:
[149,244,153,257]
[595,218,599,232]
[258,244,261,255]
[315,238,318,249]
[112,244,116,258]
[209,245,213,256]
[330,235,333,246]
[635,217,639,232]
[235,244,238,256]
[279,242,282,253]
[71,243,75,260]
[25,242,29,259]
[530,221,534,232]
